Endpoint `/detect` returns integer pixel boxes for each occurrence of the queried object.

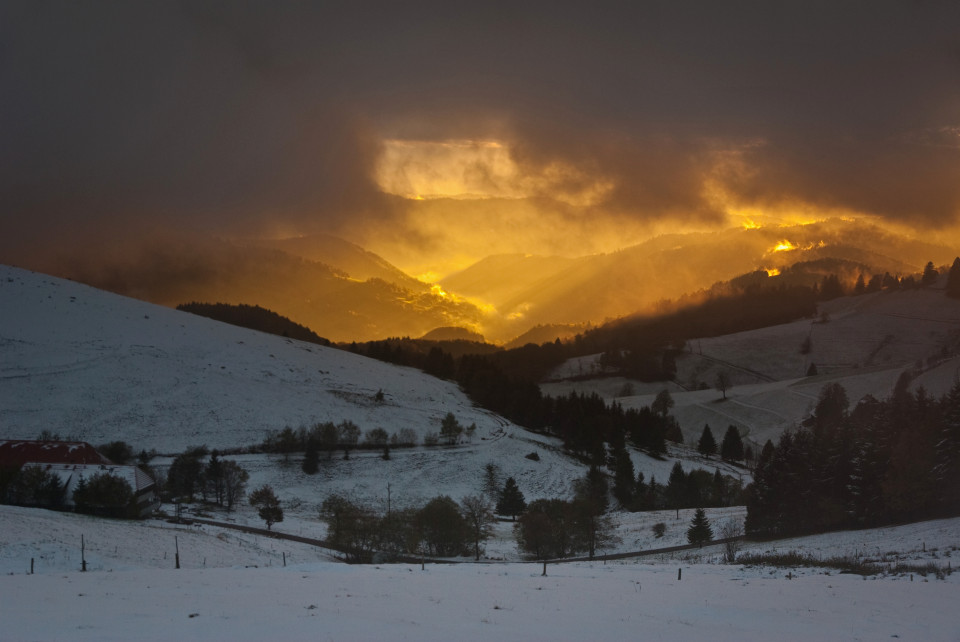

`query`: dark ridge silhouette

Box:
[420,326,486,343]
[177,302,331,346]
[504,323,590,349]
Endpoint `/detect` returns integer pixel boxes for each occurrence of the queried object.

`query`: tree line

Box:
[261,412,479,471]
[164,446,249,510]
[318,468,626,562]
[1,465,140,518]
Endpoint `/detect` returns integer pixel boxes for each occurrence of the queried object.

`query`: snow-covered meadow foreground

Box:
[4,560,957,642]
[2,505,958,641]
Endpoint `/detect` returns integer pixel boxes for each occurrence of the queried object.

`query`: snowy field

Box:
[1,505,958,641]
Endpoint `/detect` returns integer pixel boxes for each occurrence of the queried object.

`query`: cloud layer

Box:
[2,2,958,270]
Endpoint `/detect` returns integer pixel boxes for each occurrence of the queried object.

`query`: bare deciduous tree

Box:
[720,519,744,563]
[715,371,731,400]
[460,494,496,561]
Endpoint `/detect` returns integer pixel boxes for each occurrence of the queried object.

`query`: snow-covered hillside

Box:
[544,287,960,447]
[0,264,503,451]
[2,265,728,514]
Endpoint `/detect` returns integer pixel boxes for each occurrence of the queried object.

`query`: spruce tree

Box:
[483,462,502,500]
[664,417,684,444]
[496,477,526,521]
[936,381,960,513]
[947,258,960,299]
[711,468,725,505]
[204,451,224,504]
[611,446,636,507]
[649,475,662,509]
[720,425,744,462]
[572,465,609,514]
[651,389,674,416]
[634,471,648,510]
[698,424,718,458]
[687,507,713,546]
[666,461,687,510]
[73,472,134,517]
[302,441,319,475]
[440,412,463,445]
[854,273,866,294]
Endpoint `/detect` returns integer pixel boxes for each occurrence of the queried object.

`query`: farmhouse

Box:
[0,440,159,518]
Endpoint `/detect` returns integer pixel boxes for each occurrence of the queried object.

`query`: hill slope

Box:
[544,285,960,448]
[0,265,495,451]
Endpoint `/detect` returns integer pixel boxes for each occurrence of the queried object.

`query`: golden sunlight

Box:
[768,239,826,254]
[376,139,513,200]
[429,284,451,299]
[417,271,441,284]
[375,138,613,205]
[772,240,798,252]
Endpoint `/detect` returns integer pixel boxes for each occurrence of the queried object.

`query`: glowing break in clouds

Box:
[375,139,614,206]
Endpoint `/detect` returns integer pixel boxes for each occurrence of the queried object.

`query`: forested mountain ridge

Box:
[176,302,331,346]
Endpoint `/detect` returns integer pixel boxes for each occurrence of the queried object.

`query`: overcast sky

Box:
[2,1,958,270]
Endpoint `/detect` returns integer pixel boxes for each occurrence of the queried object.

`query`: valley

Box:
[2,257,960,639]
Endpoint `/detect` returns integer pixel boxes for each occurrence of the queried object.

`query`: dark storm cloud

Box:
[0,1,388,250]
[1,0,958,260]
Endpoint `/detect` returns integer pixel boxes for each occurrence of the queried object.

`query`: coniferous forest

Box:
[746,378,960,538]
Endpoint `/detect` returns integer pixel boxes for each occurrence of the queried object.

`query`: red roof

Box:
[0,440,112,467]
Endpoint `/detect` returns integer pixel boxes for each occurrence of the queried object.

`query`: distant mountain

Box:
[248,233,428,291]
[503,323,591,349]
[443,219,955,342]
[442,254,577,306]
[12,235,484,343]
[6,220,951,345]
